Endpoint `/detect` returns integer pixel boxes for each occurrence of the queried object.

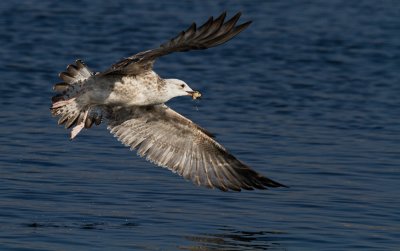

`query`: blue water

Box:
[1,1,399,250]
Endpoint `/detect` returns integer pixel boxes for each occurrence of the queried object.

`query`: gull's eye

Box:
[180,84,185,88]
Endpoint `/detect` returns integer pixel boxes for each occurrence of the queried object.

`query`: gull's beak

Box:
[187,90,202,100]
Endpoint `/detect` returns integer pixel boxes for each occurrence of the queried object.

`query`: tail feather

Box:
[59,72,76,83]
[52,59,93,101]
[51,98,80,128]
[59,59,93,84]
[53,82,69,92]
[51,59,101,139]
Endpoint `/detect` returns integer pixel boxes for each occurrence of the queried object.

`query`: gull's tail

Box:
[50,60,102,139]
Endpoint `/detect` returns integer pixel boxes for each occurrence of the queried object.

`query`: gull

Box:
[51,12,287,191]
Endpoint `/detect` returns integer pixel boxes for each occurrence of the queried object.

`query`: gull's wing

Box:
[102,12,251,75]
[106,105,286,191]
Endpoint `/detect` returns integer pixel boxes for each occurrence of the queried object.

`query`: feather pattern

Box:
[106,105,286,191]
[50,12,287,190]
[103,12,252,75]
[51,60,102,132]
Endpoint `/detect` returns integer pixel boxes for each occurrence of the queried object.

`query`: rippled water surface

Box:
[1,1,399,250]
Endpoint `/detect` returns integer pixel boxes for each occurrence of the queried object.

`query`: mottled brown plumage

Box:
[107,105,286,191]
[50,12,287,191]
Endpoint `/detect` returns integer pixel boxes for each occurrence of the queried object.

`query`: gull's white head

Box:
[164,78,201,101]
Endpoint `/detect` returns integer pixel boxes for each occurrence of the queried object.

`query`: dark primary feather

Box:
[106,105,286,191]
[103,12,252,75]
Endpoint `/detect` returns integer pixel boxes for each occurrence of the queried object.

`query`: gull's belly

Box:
[87,74,164,106]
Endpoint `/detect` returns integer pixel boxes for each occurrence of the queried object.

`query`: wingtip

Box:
[214,11,227,23]
[259,174,288,189]
[241,20,253,28]
[219,11,228,18]
[273,180,289,188]
[230,11,251,26]
[233,11,242,18]
[186,22,196,33]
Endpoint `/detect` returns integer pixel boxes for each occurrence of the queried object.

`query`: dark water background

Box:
[1,1,399,250]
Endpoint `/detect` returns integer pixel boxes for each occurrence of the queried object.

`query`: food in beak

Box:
[190,91,202,100]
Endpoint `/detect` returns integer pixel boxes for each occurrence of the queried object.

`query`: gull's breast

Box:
[90,73,165,106]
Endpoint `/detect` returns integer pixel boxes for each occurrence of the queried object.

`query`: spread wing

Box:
[106,105,286,191]
[102,12,251,75]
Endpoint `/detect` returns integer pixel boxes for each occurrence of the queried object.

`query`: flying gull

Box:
[51,12,287,191]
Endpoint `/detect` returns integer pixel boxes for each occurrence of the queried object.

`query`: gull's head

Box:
[165,78,202,100]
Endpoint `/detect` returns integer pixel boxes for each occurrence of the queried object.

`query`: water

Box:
[1,1,399,250]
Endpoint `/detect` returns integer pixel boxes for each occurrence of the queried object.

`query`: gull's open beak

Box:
[187,90,202,100]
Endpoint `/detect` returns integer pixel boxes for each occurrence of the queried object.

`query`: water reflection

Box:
[181,227,286,251]
[24,219,138,230]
